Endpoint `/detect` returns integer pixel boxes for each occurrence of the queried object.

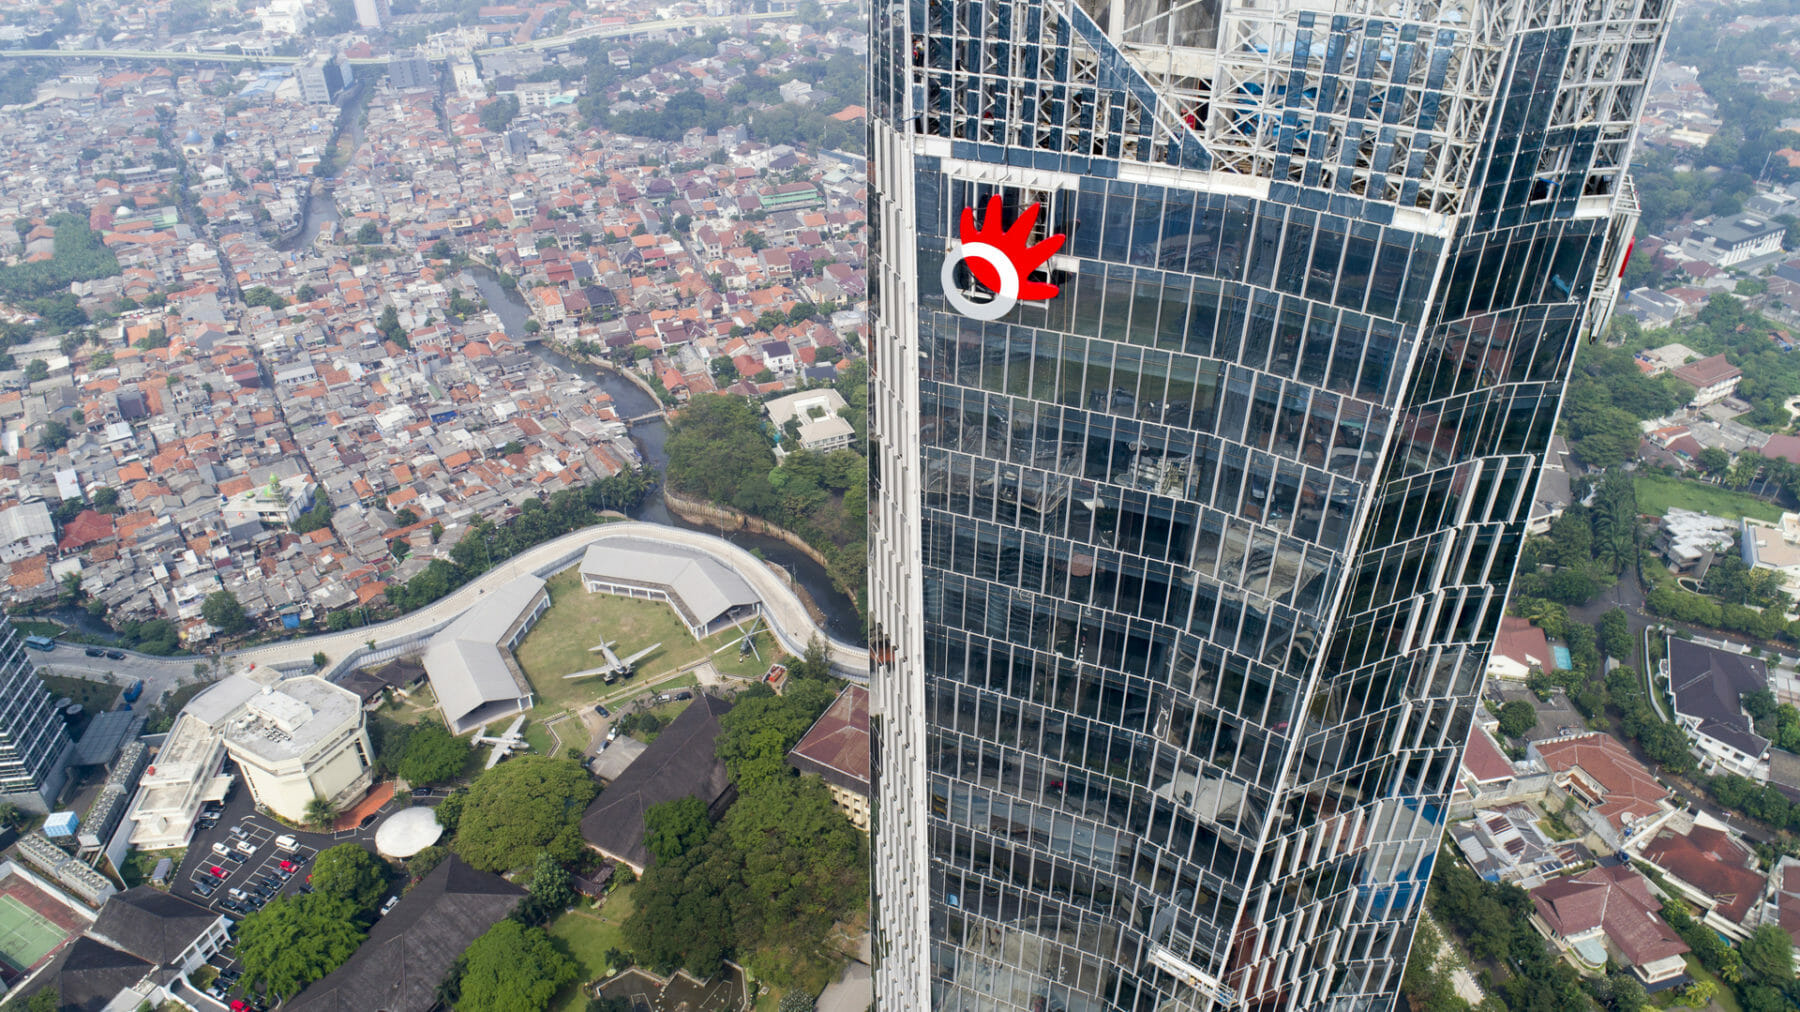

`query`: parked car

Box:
[220,900,246,914]
[224,851,246,866]
[84,647,104,657]
[594,704,611,718]
[105,649,124,660]
[673,691,693,701]
[194,881,215,898]
[379,895,399,916]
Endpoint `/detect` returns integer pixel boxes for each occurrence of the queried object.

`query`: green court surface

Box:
[0,894,66,971]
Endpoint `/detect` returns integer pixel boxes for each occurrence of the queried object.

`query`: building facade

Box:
[866,1,1669,1009]
[0,615,73,814]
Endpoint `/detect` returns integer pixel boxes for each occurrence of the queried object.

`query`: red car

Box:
[209,865,227,878]
[279,860,295,872]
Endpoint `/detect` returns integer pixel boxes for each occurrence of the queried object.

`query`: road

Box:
[32,647,213,712]
[225,520,866,680]
[1565,565,1777,844]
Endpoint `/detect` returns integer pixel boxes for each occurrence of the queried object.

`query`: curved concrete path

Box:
[226,521,866,680]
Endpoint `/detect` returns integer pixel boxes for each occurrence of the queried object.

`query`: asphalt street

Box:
[225,520,866,678]
[1566,565,1777,844]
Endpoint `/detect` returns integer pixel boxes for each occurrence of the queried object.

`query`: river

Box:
[462,269,865,642]
[275,84,364,253]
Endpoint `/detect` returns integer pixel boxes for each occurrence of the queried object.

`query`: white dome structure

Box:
[373,806,444,858]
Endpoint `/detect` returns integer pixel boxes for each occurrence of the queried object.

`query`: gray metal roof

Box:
[578,539,759,631]
[423,574,543,731]
[70,709,145,766]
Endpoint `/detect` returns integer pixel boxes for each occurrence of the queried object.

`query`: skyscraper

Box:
[866,1,1668,1008]
[0,615,74,813]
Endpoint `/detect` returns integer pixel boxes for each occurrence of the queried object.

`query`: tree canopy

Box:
[202,589,249,635]
[309,843,390,915]
[235,894,367,999]
[452,755,596,871]
[453,918,577,1012]
[0,212,120,302]
[396,719,471,785]
[643,797,710,865]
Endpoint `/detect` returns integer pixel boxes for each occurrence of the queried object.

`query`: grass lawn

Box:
[117,847,184,888]
[514,568,761,714]
[546,884,637,1012]
[1634,474,1784,523]
[1671,954,1740,1012]
[40,673,120,735]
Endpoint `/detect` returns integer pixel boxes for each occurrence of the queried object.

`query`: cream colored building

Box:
[1740,514,1800,605]
[221,677,373,823]
[786,685,870,832]
[128,673,372,845]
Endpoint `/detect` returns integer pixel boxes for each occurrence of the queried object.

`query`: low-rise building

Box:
[1635,342,1701,376]
[221,474,317,528]
[0,502,55,563]
[13,885,230,1012]
[421,573,545,734]
[1741,513,1800,603]
[219,677,374,824]
[787,684,870,831]
[283,856,523,1012]
[577,539,761,640]
[765,387,856,456]
[1659,508,1739,573]
[1671,353,1743,407]
[1451,804,1572,887]
[1530,733,1674,849]
[1530,865,1689,985]
[1664,637,1771,780]
[1487,615,1554,681]
[1682,215,1785,267]
[1638,822,1767,940]
[580,694,735,873]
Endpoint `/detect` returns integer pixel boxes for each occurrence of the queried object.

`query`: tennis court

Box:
[0,894,67,971]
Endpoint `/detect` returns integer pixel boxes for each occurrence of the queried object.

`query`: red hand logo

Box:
[958,196,1066,301]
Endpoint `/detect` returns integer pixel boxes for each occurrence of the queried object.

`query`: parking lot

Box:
[181,816,316,918]
[170,784,390,921]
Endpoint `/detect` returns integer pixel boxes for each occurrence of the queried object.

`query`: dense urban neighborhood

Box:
[10,0,1800,1010]
[0,0,872,1010]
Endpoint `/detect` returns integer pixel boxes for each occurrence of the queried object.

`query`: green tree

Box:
[309,843,390,915]
[716,678,839,789]
[202,589,249,635]
[644,797,710,865]
[38,419,71,451]
[1738,923,1796,983]
[454,919,577,1012]
[356,221,381,244]
[664,395,778,513]
[478,95,521,134]
[1490,698,1533,738]
[235,894,367,999]
[408,844,450,881]
[23,990,60,1012]
[452,755,596,871]
[524,851,575,918]
[377,305,408,347]
[304,795,338,831]
[397,719,472,785]
[1597,608,1632,661]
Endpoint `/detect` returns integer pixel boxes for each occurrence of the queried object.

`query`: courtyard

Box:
[513,567,774,718]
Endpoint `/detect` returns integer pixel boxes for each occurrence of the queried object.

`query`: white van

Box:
[212,842,233,858]
[234,840,257,856]
[274,835,298,853]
